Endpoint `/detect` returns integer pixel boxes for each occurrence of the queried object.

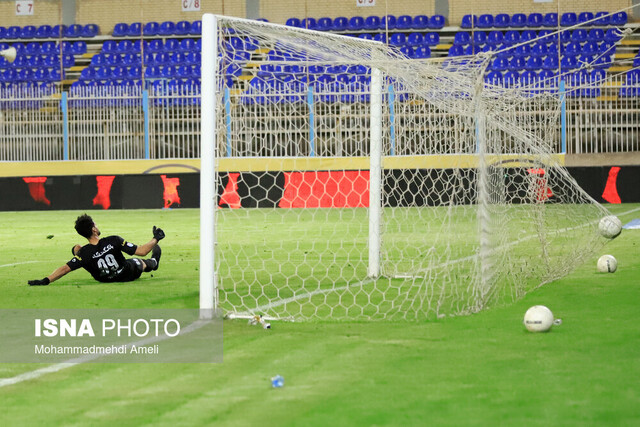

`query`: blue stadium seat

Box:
[348,16,365,31]
[578,12,594,26]
[525,56,542,70]
[164,39,180,52]
[331,16,348,32]
[428,15,445,29]
[117,40,134,53]
[162,66,178,79]
[128,22,142,36]
[561,55,578,70]
[40,41,56,55]
[571,29,587,43]
[414,46,431,59]
[563,42,581,56]
[159,21,176,35]
[493,14,509,28]
[170,52,185,64]
[546,44,559,57]
[28,55,43,67]
[543,13,558,27]
[2,69,17,82]
[82,24,100,37]
[128,65,142,79]
[358,33,373,40]
[147,39,163,54]
[520,30,536,43]
[373,33,386,44]
[80,67,95,80]
[389,33,406,46]
[0,27,6,39]
[530,43,547,58]
[111,66,126,80]
[155,52,171,66]
[527,13,543,27]
[626,69,640,84]
[121,53,140,66]
[302,18,317,30]
[102,40,118,54]
[513,44,530,59]
[103,53,122,66]
[71,41,87,55]
[190,20,202,35]
[33,68,49,82]
[503,70,519,87]
[35,25,52,38]
[113,23,128,37]
[143,22,160,36]
[285,18,301,27]
[461,15,478,29]
[453,32,470,45]
[400,46,414,58]
[594,12,610,26]
[448,45,464,57]
[604,28,622,43]
[477,14,493,29]
[6,26,21,39]
[485,70,502,84]
[491,57,508,71]
[587,29,604,43]
[412,15,429,30]
[144,66,162,79]
[473,31,487,45]
[396,15,413,30]
[510,13,526,27]
[599,41,615,55]
[24,42,39,55]
[424,33,439,46]
[594,54,613,69]
[174,21,191,35]
[560,13,577,27]
[509,57,525,71]
[363,16,380,31]
[520,70,538,85]
[487,30,503,45]
[20,26,36,39]
[542,55,559,70]
[407,33,423,47]
[503,30,520,45]
[381,15,397,30]
[611,11,628,26]
[559,30,572,43]
[65,24,82,38]
[90,53,106,66]
[179,38,196,52]
[581,41,598,56]
[317,17,332,31]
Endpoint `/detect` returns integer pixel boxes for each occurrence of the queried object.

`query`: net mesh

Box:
[209,16,613,321]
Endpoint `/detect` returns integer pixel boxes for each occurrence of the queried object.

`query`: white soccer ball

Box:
[597,255,617,273]
[523,305,554,332]
[599,215,622,239]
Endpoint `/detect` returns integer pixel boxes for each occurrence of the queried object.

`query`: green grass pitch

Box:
[0,206,639,425]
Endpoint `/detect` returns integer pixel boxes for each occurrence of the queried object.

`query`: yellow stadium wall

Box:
[0,0,633,33]
[0,0,61,26]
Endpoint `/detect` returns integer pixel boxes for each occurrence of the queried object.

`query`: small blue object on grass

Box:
[271,375,284,388]
[622,219,640,229]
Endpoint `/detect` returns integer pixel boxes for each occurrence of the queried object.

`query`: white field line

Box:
[233,206,640,317]
[0,261,42,268]
[0,320,209,388]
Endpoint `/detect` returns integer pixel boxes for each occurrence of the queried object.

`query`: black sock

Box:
[143,259,157,271]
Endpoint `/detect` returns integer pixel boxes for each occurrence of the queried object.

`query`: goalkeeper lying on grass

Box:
[28,214,164,286]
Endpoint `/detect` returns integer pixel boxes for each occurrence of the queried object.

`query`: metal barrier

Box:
[1,77,639,161]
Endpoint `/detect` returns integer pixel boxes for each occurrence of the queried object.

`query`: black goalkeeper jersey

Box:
[67,236,138,282]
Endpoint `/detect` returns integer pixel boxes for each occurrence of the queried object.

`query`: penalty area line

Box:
[0,261,42,268]
[0,320,209,389]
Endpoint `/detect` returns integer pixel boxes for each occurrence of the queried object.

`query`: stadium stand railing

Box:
[1,12,640,160]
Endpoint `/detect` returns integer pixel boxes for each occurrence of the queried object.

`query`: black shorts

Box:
[98,259,144,283]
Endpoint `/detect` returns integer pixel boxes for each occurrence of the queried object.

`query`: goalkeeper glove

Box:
[28,277,50,286]
[153,226,165,241]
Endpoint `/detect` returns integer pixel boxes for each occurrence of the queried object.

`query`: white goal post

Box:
[199,13,613,321]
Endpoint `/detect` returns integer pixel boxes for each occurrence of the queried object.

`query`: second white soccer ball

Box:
[598,215,622,239]
[597,255,617,273]
[523,305,554,332]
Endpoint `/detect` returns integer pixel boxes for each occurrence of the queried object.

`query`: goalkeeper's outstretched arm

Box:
[133,226,165,256]
[28,264,72,286]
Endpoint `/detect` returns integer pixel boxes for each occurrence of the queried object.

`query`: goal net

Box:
[201,15,613,321]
